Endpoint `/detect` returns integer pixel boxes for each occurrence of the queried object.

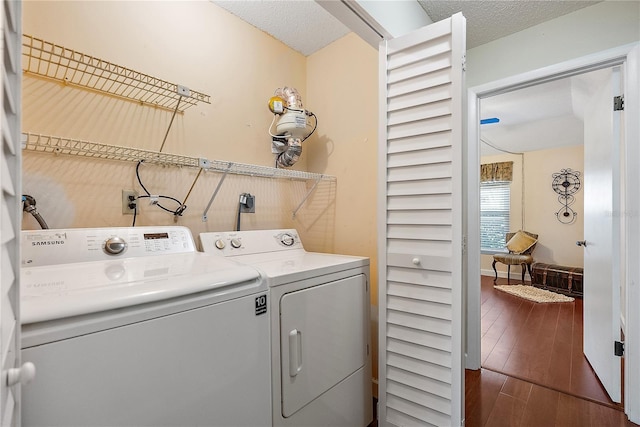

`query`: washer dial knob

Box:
[215,239,226,250]
[104,237,127,255]
[280,233,295,246]
[230,238,242,249]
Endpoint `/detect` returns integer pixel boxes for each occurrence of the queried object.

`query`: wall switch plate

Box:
[122,190,139,215]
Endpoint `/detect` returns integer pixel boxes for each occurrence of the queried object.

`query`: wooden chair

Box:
[492,231,538,284]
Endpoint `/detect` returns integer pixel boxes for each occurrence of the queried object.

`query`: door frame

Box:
[465,42,640,422]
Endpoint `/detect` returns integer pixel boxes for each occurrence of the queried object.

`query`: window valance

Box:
[481,161,513,182]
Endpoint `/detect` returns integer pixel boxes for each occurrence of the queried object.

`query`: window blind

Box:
[480,181,510,250]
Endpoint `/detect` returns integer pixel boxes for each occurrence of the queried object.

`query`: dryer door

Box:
[280,274,367,417]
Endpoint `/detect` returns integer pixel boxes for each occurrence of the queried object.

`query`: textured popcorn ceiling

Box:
[212,0,600,54]
[420,1,600,48]
[212,0,350,56]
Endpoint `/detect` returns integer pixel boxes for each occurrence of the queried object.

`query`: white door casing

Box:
[378,13,465,427]
[582,67,621,403]
[623,43,640,424]
[0,1,24,425]
[467,43,640,423]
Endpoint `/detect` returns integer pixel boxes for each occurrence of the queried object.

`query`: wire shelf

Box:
[22,35,211,112]
[22,133,200,167]
[21,132,336,183]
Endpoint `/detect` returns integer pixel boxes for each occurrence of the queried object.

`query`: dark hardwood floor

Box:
[465,369,636,427]
[464,275,638,427]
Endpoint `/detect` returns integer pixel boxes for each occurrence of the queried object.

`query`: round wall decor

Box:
[552,168,581,224]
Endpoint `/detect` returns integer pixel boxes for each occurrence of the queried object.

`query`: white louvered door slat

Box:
[0,0,23,425]
[378,13,466,427]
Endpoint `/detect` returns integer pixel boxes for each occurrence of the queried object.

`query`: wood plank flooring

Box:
[465,275,638,427]
[465,369,637,427]
[480,275,612,405]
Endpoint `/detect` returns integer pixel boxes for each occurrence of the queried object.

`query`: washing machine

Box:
[20,226,271,427]
[199,229,373,427]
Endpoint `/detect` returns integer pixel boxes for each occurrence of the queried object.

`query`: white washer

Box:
[200,229,373,427]
[21,226,271,427]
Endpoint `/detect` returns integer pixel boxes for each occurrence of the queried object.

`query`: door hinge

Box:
[462,235,467,254]
[614,95,624,111]
[614,340,624,357]
[462,54,466,72]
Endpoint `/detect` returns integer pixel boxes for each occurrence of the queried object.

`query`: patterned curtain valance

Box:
[481,161,513,182]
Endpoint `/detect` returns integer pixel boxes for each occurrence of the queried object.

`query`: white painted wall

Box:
[357,0,432,37]
[466,1,640,87]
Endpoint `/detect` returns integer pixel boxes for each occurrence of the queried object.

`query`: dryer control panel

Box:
[22,226,195,267]
[200,229,303,257]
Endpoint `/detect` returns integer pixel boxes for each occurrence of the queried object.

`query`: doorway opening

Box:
[465,43,640,423]
[476,68,618,406]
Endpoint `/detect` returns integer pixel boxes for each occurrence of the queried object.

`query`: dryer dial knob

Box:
[104,237,127,255]
[280,233,295,246]
[230,238,242,249]
[215,239,226,250]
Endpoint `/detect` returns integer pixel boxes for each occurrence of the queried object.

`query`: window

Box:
[480,181,510,251]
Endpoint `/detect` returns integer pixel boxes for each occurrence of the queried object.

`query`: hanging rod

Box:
[22,34,211,113]
[22,132,336,184]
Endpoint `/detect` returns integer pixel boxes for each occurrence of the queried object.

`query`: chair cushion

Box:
[493,253,534,265]
[506,231,537,254]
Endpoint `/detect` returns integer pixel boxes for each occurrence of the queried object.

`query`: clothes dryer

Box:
[200,229,373,427]
[21,226,271,427]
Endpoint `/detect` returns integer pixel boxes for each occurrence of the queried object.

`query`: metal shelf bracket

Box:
[202,163,232,222]
[292,175,323,219]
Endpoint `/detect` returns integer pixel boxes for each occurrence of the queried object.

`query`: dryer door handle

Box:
[288,329,302,377]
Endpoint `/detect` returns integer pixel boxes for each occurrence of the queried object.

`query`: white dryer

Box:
[21,226,271,427]
[200,229,373,427]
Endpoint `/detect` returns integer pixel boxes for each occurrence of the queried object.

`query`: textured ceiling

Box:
[212,0,601,54]
[479,68,609,156]
[212,0,350,56]
[419,1,600,48]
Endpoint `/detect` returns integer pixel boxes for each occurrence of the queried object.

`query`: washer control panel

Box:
[22,226,196,267]
[200,229,303,256]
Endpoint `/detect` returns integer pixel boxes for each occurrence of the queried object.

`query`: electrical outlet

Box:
[240,193,255,213]
[122,190,139,215]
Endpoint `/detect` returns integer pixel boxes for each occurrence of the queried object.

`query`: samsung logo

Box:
[32,241,65,246]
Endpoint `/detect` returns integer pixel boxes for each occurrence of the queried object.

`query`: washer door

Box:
[280,274,367,417]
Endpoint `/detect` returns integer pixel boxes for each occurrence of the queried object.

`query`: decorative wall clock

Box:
[552,168,581,224]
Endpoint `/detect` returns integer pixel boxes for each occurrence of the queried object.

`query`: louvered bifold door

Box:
[0,0,23,425]
[377,13,466,427]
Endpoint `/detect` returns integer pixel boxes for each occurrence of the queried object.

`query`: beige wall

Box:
[305,33,379,300]
[22,1,339,246]
[305,32,379,388]
[481,145,585,277]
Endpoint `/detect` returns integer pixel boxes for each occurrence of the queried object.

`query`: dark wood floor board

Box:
[515,302,548,352]
[465,368,640,427]
[500,376,532,402]
[482,289,535,370]
[570,356,612,404]
[544,302,575,389]
[465,369,507,427]
[554,392,595,427]
[589,400,632,427]
[484,393,527,427]
[519,384,560,427]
